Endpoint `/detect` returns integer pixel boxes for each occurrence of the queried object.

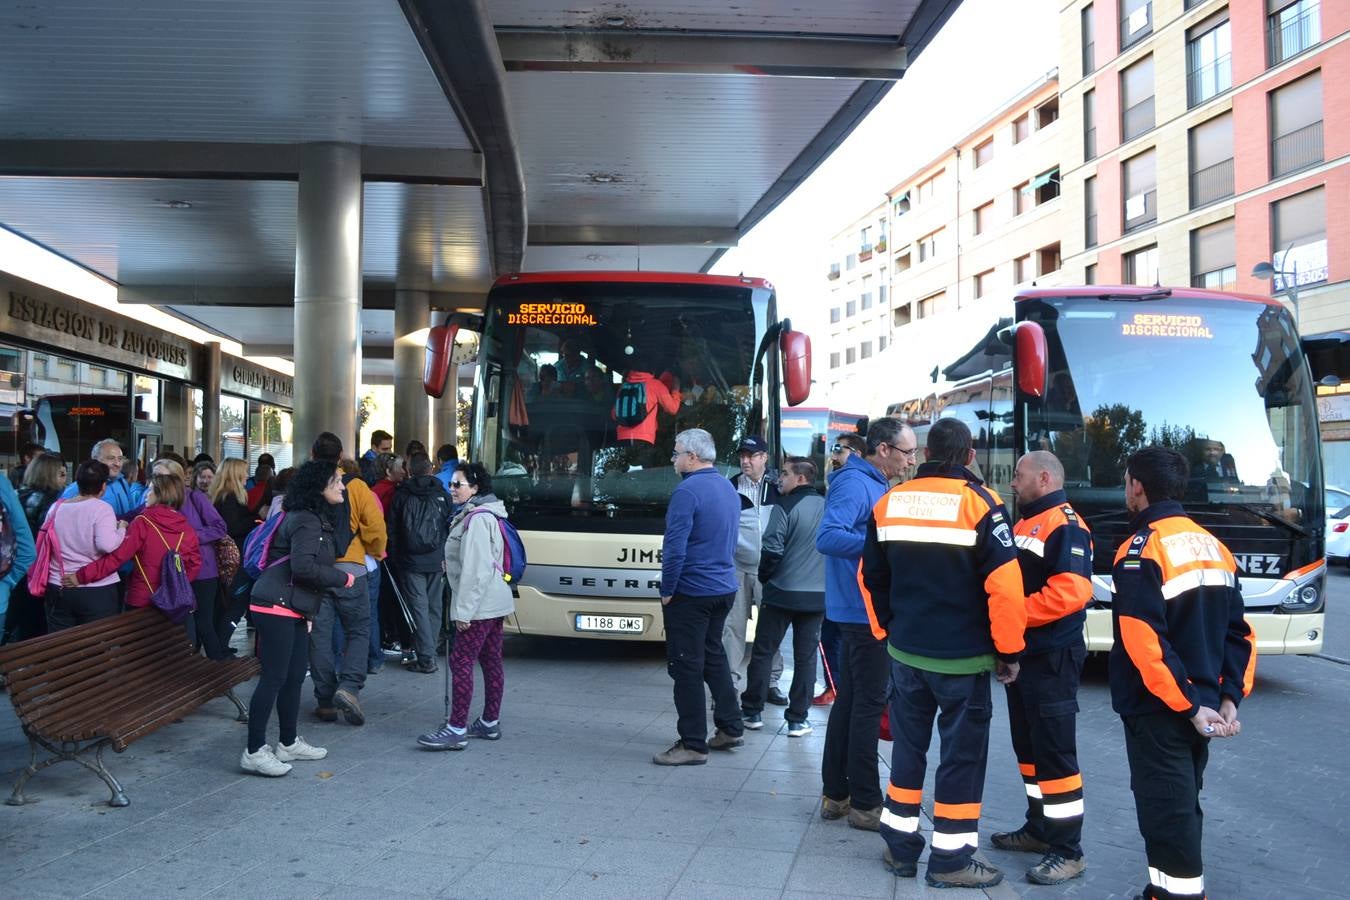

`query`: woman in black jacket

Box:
[5,454,67,642]
[241,460,354,778]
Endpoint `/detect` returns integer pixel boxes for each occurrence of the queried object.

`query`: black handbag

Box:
[250,556,321,618]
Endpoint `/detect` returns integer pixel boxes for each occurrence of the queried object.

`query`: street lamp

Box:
[1252,255,1299,328]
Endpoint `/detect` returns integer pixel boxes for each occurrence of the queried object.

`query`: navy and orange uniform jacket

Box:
[1110,500,1256,719]
[860,462,1026,662]
[1014,489,1093,655]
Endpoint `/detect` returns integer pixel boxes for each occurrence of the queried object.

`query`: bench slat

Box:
[14,640,189,720]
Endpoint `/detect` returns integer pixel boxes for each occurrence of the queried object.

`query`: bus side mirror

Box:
[781,330,812,407]
[1014,321,1048,399]
[423,323,459,398]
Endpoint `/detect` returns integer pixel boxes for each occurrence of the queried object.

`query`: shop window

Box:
[221,395,248,461]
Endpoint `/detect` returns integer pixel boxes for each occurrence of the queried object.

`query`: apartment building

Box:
[1057,0,1350,476]
[823,72,1066,413]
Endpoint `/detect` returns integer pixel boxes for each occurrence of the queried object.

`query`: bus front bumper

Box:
[1084,608,1324,655]
[506,586,667,641]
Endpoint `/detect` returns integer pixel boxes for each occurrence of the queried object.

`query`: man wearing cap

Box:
[724,435,786,703]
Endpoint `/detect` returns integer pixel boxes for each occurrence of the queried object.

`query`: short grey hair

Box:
[676,428,717,463]
[91,438,121,460]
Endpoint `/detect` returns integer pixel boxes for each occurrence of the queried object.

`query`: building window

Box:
[1033,168,1060,205]
[861,341,874,360]
[1270,71,1323,178]
[846,253,857,270]
[1038,243,1062,275]
[894,192,911,217]
[1271,186,1327,290]
[974,138,993,168]
[974,201,993,236]
[1085,263,1098,285]
[974,269,994,299]
[894,306,912,328]
[918,230,939,262]
[915,172,943,204]
[1121,0,1152,49]
[1123,148,1157,233]
[1187,11,1231,107]
[846,300,857,317]
[1013,181,1030,216]
[1268,0,1320,67]
[1191,218,1236,290]
[879,336,889,352]
[1189,111,1234,208]
[1014,254,1032,284]
[1012,114,1030,144]
[1121,55,1155,141]
[1083,89,1096,160]
[1085,175,1098,248]
[1081,3,1095,76]
[861,292,873,311]
[830,307,841,324]
[895,250,911,273]
[830,352,841,369]
[827,262,840,280]
[880,285,888,306]
[846,347,857,365]
[918,292,946,319]
[1036,96,1059,129]
[1124,244,1160,286]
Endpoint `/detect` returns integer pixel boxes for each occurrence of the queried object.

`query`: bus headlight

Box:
[1278,582,1321,612]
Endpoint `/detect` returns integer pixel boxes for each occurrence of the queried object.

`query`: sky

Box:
[711,0,1062,397]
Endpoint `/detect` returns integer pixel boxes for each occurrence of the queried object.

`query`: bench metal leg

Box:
[6,730,129,808]
[225,688,249,723]
[5,733,42,806]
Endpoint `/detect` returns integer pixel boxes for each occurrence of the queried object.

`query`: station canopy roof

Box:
[0,0,960,378]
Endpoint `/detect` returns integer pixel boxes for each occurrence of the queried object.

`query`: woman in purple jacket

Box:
[150,458,233,658]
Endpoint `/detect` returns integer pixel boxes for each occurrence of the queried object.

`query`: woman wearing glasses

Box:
[417,462,514,750]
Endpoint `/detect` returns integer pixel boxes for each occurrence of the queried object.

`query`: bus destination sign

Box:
[507,302,598,327]
[1120,313,1214,339]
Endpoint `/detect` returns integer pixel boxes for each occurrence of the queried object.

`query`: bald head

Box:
[1011,451,1065,504]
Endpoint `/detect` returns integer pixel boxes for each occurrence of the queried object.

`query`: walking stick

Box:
[380,559,416,631]
[818,641,836,692]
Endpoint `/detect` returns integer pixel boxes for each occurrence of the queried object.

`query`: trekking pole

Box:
[380,560,416,632]
[443,573,452,722]
[818,641,836,692]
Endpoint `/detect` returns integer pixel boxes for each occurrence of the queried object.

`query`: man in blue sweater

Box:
[654,428,746,766]
[58,438,138,518]
[817,417,917,830]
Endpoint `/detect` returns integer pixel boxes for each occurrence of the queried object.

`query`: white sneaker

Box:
[241,746,292,777]
[274,736,328,762]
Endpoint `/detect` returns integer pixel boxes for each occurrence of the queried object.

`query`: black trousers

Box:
[819,617,841,691]
[248,612,310,753]
[1123,711,1209,900]
[821,623,889,810]
[661,591,742,753]
[1003,643,1086,858]
[45,583,121,631]
[883,660,993,874]
[742,605,823,723]
[189,577,232,660]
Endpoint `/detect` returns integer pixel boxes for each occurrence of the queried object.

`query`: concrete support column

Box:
[394,289,432,451]
[293,143,362,459]
[201,341,222,461]
[432,365,458,455]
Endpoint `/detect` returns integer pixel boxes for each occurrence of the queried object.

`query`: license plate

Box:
[575,614,645,634]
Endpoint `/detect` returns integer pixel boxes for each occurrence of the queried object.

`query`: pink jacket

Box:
[46,497,126,587]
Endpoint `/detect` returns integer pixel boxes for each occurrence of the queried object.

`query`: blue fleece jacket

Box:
[0,477,37,619]
[816,454,889,624]
[661,467,739,598]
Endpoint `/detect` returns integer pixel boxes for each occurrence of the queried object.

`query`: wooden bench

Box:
[0,606,260,807]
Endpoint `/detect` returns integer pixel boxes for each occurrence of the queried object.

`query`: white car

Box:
[1328,503,1350,564]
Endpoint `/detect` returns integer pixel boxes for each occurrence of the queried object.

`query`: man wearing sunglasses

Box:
[828,433,867,474]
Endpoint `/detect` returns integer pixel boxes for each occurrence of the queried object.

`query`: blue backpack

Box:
[242,511,286,580]
[465,509,527,584]
[613,380,649,428]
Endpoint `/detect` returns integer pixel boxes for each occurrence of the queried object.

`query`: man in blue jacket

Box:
[654,428,746,766]
[817,417,917,831]
[59,438,138,518]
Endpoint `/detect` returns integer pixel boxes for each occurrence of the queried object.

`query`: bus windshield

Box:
[473,280,769,530]
[1021,295,1323,568]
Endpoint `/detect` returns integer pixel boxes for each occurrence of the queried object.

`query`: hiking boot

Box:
[333,689,365,726]
[467,717,501,740]
[766,687,790,706]
[743,712,764,730]
[925,859,1004,889]
[314,705,338,723]
[1027,853,1086,885]
[418,722,468,750]
[820,794,851,820]
[812,688,836,706]
[240,746,292,777]
[883,848,918,878]
[652,741,708,766]
[410,659,439,674]
[708,730,744,751]
[990,827,1051,855]
[273,736,328,762]
[786,719,813,737]
[847,805,882,832]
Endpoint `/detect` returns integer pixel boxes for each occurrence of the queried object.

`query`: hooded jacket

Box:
[76,504,202,608]
[614,370,681,444]
[759,483,826,612]
[337,476,387,565]
[445,493,515,623]
[390,475,452,574]
[61,473,138,519]
[179,489,229,582]
[815,454,890,624]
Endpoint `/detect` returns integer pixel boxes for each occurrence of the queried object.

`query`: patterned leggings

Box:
[450,616,505,728]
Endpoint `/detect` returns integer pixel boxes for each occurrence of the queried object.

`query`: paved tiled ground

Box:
[4,574,1350,899]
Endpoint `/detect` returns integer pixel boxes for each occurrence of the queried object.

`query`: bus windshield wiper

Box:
[1190,504,1308,537]
[1092,289,1174,302]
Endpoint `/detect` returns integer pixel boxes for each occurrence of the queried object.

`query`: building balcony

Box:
[859,245,873,262]
[1124,189,1157,234]
[1122,97,1155,142]
[1190,158,1234,208]
[1268,1,1320,67]
[1271,121,1323,178]
[1187,56,1231,108]
[874,236,887,253]
[827,266,840,281]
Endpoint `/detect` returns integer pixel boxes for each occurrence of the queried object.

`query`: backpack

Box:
[401,491,449,556]
[464,509,528,584]
[242,511,287,580]
[614,380,649,428]
[25,500,63,598]
[136,517,196,625]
